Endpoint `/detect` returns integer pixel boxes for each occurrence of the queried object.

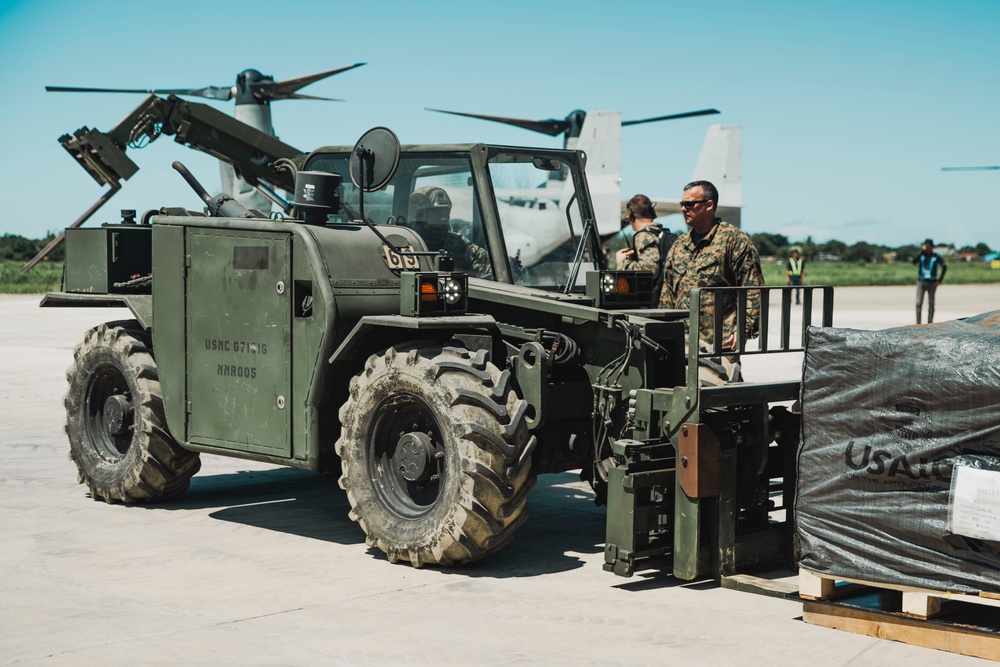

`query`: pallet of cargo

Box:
[799,568,1000,661]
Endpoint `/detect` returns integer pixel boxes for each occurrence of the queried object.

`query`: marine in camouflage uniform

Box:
[659,182,763,384]
[421,228,493,279]
[659,218,763,346]
[618,222,662,274]
[615,194,662,281]
[409,186,493,279]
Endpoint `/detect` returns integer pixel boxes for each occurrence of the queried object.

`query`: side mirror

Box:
[349,127,400,192]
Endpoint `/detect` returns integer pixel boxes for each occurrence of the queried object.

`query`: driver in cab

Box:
[408,186,493,279]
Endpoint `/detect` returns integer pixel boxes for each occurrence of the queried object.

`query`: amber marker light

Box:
[420,280,438,303]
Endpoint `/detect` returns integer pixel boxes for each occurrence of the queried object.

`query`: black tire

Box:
[336,343,534,567]
[65,321,200,503]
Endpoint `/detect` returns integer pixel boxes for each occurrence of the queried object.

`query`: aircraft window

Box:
[487,156,597,289]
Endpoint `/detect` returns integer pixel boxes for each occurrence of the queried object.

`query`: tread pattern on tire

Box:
[336,343,534,567]
[65,321,200,503]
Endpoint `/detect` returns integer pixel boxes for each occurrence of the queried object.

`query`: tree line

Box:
[0,233,64,262]
[749,233,994,263]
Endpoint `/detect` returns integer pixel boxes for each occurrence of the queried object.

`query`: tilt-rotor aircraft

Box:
[46,64,366,212]
[24,65,365,270]
[426,107,743,236]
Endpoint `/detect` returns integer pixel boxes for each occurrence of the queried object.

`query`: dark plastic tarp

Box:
[797,311,1000,594]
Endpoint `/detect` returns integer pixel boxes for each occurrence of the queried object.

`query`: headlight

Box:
[601,273,617,294]
[440,277,464,305]
[588,271,654,308]
[401,272,468,316]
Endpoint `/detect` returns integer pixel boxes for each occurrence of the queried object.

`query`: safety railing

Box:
[686,285,834,388]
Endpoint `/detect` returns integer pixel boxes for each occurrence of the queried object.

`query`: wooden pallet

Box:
[799,568,1000,618]
[799,568,1000,661]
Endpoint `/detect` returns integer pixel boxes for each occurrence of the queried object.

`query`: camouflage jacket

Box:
[423,230,493,279]
[619,222,662,279]
[658,219,764,348]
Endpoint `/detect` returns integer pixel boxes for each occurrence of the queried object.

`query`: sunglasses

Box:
[680,200,709,210]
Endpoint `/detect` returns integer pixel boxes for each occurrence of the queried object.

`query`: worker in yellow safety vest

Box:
[786,249,804,305]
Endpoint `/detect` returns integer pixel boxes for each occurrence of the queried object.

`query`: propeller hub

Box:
[565,110,587,141]
[237,69,273,105]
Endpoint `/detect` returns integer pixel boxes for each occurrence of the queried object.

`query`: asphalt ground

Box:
[2,284,998,666]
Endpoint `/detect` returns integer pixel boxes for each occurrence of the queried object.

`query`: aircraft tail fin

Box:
[566,110,622,235]
[692,124,742,226]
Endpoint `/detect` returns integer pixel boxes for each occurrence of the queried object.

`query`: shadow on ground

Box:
[158,467,359,545]
[454,472,606,579]
[151,468,607,578]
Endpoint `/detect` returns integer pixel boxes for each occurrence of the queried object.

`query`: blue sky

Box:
[1,0,998,249]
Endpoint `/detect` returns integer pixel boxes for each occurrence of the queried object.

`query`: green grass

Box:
[3,259,999,294]
[0,260,63,294]
[761,260,1000,287]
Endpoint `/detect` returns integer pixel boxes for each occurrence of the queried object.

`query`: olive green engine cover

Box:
[185,228,291,455]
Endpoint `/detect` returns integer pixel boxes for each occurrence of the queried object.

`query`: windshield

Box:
[488,153,599,289]
[304,150,599,287]
[305,153,493,278]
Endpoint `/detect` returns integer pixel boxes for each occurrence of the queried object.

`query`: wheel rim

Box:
[84,362,135,462]
[367,393,445,519]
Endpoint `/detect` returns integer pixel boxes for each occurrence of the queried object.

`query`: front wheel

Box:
[65,321,200,503]
[336,343,534,567]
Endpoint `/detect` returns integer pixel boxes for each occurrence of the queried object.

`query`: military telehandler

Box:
[43,111,832,584]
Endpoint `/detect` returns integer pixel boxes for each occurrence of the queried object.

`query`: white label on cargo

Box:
[949,466,1000,542]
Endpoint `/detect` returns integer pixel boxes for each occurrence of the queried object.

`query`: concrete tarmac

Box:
[2,285,999,666]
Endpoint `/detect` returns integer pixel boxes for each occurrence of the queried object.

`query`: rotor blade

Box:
[255,63,366,101]
[173,86,236,100]
[46,85,157,94]
[426,108,568,137]
[279,93,345,101]
[46,84,234,101]
[941,165,1000,171]
[622,108,721,126]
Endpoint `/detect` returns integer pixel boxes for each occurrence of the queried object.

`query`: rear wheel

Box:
[65,321,200,503]
[336,343,533,566]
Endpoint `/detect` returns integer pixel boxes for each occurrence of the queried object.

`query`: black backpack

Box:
[652,227,677,305]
